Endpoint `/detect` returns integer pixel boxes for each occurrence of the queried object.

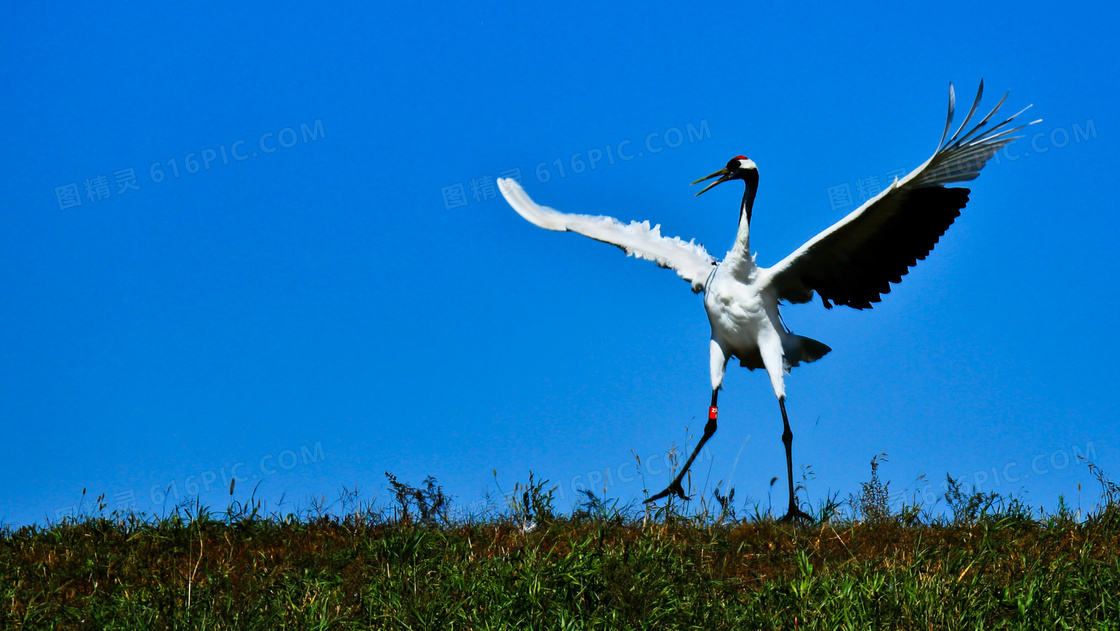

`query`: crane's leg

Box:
[778,397,812,522]
[645,390,719,503]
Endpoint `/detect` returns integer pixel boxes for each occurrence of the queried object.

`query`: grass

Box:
[4,463,1120,629]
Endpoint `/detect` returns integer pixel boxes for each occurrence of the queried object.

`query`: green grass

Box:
[4,467,1120,630]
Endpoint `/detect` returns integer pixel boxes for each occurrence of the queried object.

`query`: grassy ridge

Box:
[4,472,1120,629]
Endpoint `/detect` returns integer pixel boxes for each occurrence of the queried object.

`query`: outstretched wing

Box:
[497,178,716,293]
[763,81,1037,309]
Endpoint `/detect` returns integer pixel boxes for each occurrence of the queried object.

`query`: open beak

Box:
[691,167,733,196]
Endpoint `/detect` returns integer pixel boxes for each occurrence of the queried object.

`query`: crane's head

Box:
[691,156,758,196]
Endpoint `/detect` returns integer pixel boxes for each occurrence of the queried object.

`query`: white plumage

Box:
[498,81,1035,520]
[498,180,716,292]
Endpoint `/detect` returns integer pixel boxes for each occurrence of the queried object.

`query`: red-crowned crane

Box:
[497,82,1034,521]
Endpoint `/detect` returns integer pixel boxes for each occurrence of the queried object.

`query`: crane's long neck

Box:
[724,172,758,279]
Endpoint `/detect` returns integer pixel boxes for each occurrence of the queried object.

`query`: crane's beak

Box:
[691,167,733,196]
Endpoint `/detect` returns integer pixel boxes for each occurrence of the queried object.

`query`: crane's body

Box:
[497,82,1034,520]
[706,262,804,399]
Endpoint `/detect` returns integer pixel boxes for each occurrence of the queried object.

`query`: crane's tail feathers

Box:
[784,335,832,367]
[911,81,1039,189]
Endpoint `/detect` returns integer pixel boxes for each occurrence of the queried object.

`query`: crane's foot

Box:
[779,505,813,523]
[644,479,689,504]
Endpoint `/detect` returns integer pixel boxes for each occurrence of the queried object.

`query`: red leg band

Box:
[709,406,718,420]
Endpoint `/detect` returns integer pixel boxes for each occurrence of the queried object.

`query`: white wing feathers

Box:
[912,81,1037,187]
[497,178,716,292]
[763,81,1037,309]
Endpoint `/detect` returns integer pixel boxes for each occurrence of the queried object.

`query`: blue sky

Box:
[2,3,1117,526]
